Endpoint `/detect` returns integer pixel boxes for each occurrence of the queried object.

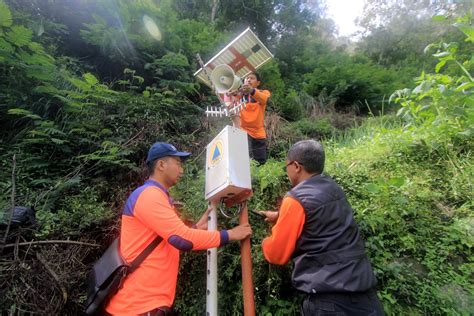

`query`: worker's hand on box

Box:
[228,223,252,241]
[259,211,279,224]
[195,207,212,230]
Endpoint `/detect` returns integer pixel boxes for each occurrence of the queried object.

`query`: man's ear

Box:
[156,159,166,171]
[294,162,302,173]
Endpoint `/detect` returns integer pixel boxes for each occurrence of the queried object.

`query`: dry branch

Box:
[36,252,68,303]
[2,240,101,249]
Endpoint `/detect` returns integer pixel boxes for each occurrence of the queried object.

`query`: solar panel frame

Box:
[194,27,273,88]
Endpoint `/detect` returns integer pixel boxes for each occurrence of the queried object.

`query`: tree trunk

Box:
[211,0,219,23]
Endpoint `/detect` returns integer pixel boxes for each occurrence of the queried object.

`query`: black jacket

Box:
[288,174,377,293]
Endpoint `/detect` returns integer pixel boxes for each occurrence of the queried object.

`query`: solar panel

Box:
[194,27,273,88]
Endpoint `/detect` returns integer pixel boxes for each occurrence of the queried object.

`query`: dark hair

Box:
[247,72,261,82]
[146,156,171,176]
[287,140,325,174]
[147,159,158,176]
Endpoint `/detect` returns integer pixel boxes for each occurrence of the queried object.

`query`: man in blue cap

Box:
[106,142,252,315]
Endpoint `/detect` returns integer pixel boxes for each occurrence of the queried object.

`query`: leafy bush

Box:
[278,89,304,121]
[289,117,335,139]
[268,117,336,158]
[301,52,406,113]
[36,187,113,238]
[391,17,473,149]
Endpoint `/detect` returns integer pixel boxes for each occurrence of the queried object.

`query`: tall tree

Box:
[356,0,470,68]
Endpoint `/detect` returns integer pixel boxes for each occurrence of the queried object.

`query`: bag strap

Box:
[129,235,163,273]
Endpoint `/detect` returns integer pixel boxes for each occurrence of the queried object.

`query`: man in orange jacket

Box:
[232,72,271,164]
[105,142,252,315]
[260,140,384,316]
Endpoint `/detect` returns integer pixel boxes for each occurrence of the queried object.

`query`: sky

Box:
[325,0,365,37]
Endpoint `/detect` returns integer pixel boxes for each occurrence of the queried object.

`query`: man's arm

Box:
[262,196,305,265]
[135,188,250,250]
[240,84,271,106]
[251,89,270,105]
[231,115,240,128]
[224,93,241,128]
[193,207,211,230]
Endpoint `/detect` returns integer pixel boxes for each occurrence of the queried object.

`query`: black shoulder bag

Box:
[85,235,163,315]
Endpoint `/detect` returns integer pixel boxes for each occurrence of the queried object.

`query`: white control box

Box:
[205,126,252,203]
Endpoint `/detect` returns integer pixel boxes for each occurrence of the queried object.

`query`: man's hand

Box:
[240,84,253,95]
[195,207,212,230]
[228,223,252,241]
[228,90,241,97]
[231,115,241,128]
[259,211,279,224]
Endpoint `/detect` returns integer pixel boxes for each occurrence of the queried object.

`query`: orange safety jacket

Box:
[261,196,305,265]
[106,179,228,315]
[240,89,271,139]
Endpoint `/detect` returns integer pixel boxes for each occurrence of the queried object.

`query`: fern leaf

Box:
[28,41,45,53]
[25,65,55,81]
[83,72,98,86]
[6,25,33,47]
[51,138,66,144]
[68,77,92,91]
[8,108,42,120]
[0,37,13,53]
[0,1,12,28]
[34,85,60,95]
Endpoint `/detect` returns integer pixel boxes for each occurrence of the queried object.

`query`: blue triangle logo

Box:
[212,146,221,161]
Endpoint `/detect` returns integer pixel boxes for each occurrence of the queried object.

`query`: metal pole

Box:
[239,201,255,316]
[206,202,218,316]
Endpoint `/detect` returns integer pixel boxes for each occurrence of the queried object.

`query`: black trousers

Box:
[248,135,267,164]
[138,306,177,316]
[301,289,385,316]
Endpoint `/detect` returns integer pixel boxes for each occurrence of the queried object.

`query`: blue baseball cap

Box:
[146,142,191,164]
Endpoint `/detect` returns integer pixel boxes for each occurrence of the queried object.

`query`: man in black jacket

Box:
[260,139,384,315]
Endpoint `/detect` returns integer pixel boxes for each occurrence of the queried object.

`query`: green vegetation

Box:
[0,0,472,315]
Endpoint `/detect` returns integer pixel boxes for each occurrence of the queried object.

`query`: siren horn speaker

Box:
[210,64,241,94]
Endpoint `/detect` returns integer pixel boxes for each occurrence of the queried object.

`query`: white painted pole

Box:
[206,202,218,316]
